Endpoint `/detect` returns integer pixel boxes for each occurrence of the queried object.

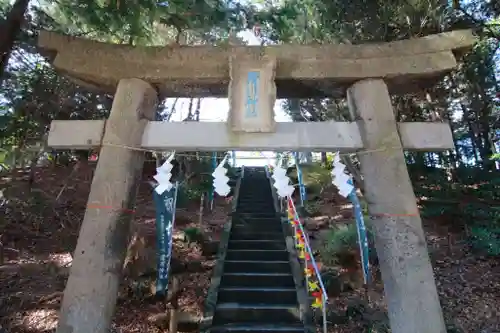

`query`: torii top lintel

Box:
[38,29,476,98]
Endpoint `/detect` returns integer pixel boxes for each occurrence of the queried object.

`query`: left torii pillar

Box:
[56,78,158,333]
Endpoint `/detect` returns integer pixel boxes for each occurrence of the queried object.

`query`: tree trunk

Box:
[303,152,312,163]
[459,102,481,164]
[320,152,327,166]
[168,277,180,333]
[27,133,49,189]
[480,121,495,170]
[199,192,205,221]
[341,155,365,192]
[194,98,201,121]
[0,0,30,82]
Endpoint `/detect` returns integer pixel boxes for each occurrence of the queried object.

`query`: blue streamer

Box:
[153,183,179,295]
[294,152,306,206]
[347,179,370,285]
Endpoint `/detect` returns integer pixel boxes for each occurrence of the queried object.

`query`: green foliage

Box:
[42,0,244,44]
[303,200,321,216]
[470,226,500,255]
[176,182,206,208]
[414,167,500,256]
[288,162,332,197]
[319,222,373,267]
[183,226,204,243]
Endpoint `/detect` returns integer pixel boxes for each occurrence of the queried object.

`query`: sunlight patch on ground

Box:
[48,252,73,267]
[20,309,58,331]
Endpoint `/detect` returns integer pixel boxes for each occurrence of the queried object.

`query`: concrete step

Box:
[236,208,275,213]
[225,250,289,261]
[217,287,297,304]
[223,260,291,274]
[232,217,281,224]
[238,193,273,197]
[229,232,283,241]
[234,213,277,219]
[209,323,305,333]
[237,200,274,204]
[234,210,276,215]
[237,202,276,213]
[238,199,274,203]
[220,273,295,288]
[238,188,272,192]
[238,188,271,191]
[227,240,286,251]
[213,304,301,325]
[231,224,282,233]
[231,222,281,229]
[236,209,276,215]
[238,196,273,204]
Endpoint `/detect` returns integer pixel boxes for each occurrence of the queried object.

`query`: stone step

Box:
[225,250,289,261]
[220,273,295,288]
[227,240,286,251]
[229,232,283,241]
[209,323,305,333]
[217,287,297,304]
[223,260,291,274]
[213,304,301,325]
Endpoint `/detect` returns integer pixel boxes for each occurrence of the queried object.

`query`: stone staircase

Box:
[207,167,307,333]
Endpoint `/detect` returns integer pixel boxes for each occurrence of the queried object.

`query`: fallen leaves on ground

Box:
[0,164,227,333]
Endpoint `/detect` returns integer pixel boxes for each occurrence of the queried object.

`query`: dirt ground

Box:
[0,164,499,333]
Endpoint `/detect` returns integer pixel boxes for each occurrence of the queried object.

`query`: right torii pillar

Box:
[347,79,445,333]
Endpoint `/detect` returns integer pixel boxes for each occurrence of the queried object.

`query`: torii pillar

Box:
[37,29,476,333]
[56,79,158,333]
[347,79,446,332]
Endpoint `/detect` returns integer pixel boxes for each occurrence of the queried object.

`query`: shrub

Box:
[470,226,500,256]
[319,222,374,267]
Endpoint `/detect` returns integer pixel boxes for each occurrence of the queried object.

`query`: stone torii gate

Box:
[38,30,475,333]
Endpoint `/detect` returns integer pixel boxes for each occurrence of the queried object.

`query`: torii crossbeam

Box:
[48,120,454,151]
[37,29,476,333]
